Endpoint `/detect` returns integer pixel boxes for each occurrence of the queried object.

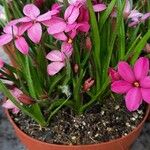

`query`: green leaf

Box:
[87,0,101,90]
[47,98,69,123]
[0,80,46,126]
[24,56,37,99]
[99,0,117,31]
[131,30,150,64]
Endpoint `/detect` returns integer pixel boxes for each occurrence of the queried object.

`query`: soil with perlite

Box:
[10,97,146,145]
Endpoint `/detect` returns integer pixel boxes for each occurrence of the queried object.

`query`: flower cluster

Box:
[110,57,150,111]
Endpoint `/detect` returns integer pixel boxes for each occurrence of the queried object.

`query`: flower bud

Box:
[18,94,34,105]
[108,68,121,82]
[74,64,79,73]
[83,77,94,92]
[86,37,92,50]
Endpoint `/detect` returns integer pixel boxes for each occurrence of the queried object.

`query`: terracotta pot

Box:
[146,105,150,121]
[6,106,150,150]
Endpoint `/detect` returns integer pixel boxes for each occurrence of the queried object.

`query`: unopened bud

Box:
[83,77,94,92]
[86,37,92,50]
[108,68,121,82]
[74,64,79,73]
[18,94,34,105]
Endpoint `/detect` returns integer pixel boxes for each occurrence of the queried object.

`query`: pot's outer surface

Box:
[6,106,150,150]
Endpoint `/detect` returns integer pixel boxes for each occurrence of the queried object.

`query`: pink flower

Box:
[0,58,4,68]
[108,68,121,82]
[124,0,150,27]
[10,4,59,43]
[111,57,150,111]
[92,0,106,12]
[46,42,73,76]
[2,88,23,114]
[46,17,68,41]
[65,0,106,24]
[65,22,90,39]
[0,25,29,54]
[47,16,90,41]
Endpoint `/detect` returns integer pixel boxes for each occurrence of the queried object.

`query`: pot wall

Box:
[6,106,150,150]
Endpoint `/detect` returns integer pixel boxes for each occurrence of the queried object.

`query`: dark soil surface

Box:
[11,98,146,145]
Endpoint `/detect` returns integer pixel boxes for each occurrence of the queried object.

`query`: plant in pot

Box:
[0,0,150,149]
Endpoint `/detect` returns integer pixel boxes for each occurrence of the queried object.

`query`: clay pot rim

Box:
[5,105,150,148]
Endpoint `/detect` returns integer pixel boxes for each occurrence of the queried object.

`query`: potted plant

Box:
[0,0,150,149]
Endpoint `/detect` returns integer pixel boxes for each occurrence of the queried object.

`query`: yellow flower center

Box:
[68,38,73,44]
[133,82,140,87]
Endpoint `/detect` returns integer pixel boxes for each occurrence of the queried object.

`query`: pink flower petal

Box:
[65,23,77,32]
[47,62,65,76]
[128,21,139,27]
[2,100,16,109]
[12,107,20,114]
[0,34,12,46]
[141,88,150,104]
[64,5,74,20]
[47,17,66,34]
[15,37,29,55]
[68,29,77,39]
[133,57,149,80]
[27,23,42,43]
[124,0,131,15]
[37,10,58,22]
[18,22,33,36]
[128,10,143,19]
[0,58,4,68]
[111,80,132,94]
[140,77,150,88]
[7,19,20,26]
[77,22,90,32]
[53,32,68,41]
[46,50,65,61]
[4,25,18,35]
[11,88,23,98]
[141,13,150,22]
[61,42,73,58]
[67,7,80,24]
[93,4,106,12]
[23,4,40,19]
[125,88,142,111]
[17,17,32,23]
[118,62,135,83]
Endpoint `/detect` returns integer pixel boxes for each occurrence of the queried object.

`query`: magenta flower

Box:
[46,42,73,76]
[65,22,90,39]
[46,17,68,41]
[47,16,90,41]
[9,4,59,43]
[0,25,29,54]
[65,0,106,24]
[2,88,23,114]
[111,57,150,111]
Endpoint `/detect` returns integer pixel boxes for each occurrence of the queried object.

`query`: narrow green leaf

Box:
[131,30,150,64]
[99,0,117,31]
[0,80,46,126]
